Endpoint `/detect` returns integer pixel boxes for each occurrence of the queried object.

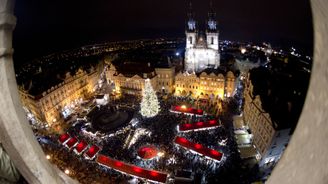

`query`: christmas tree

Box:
[140,79,160,118]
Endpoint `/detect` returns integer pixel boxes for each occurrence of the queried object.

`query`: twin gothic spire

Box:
[186,0,218,32]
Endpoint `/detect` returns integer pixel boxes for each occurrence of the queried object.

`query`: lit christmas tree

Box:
[140,79,160,118]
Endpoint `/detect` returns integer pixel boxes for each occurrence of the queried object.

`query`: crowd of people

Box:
[32,93,244,183]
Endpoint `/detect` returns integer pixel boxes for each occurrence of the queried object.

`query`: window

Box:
[189,36,192,44]
[211,37,214,44]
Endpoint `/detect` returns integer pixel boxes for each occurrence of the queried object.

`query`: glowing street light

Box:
[46,155,51,160]
[241,48,246,54]
[157,151,165,157]
[64,169,70,175]
[181,105,187,109]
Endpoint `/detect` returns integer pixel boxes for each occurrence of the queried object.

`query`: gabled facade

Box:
[184,1,220,73]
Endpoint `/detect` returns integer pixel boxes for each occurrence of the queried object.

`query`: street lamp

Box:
[64,169,70,175]
[157,152,165,157]
[241,48,246,54]
[46,155,51,160]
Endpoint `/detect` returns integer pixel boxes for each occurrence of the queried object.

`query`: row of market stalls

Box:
[58,133,101,159]
[56,105,223,183]
[170,105,204,116]
[58,133,169,183]
[174,136,223,162]
[178,119,220,132]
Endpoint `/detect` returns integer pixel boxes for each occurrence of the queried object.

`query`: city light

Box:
[157,151,165,157]
[64,169,70,175]
[13,1,311,182]
[241,48,246,54]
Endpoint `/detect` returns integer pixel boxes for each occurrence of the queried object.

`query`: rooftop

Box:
[249,55,311,131]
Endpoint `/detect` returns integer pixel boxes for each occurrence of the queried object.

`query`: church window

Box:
[211,37,214,44]
[189,36,192,44]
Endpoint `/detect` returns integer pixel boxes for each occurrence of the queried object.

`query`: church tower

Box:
[206,1,219,51]
[184,0,220,73]
[186,2,197,49]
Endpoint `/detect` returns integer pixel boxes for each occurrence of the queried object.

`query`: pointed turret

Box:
[186,1,196,32]
[207,0,217,32]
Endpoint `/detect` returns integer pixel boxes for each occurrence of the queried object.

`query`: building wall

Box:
[260,128,290,167]
[106,63,235,100]
[206,32,219,51]
[244,75,274,156]
[243,74,290,165]
[155,67,175,93]
[106,64,158,96]
[19,68,100,124]
[184,31,220,73]
[185,48,220,73]
[175,71,234,99]
[185,32,197,49]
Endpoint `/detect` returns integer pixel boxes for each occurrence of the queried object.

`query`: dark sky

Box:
[13,0,313,64]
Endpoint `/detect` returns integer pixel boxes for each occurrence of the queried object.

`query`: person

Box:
[0,144,21,183]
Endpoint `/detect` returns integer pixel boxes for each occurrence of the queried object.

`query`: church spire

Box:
[186,0,196,32]
[207,0,217,32]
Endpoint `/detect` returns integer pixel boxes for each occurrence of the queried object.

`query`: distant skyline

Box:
[13,0,313,64]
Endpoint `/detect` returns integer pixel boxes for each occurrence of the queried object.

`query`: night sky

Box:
[13,0,313,64]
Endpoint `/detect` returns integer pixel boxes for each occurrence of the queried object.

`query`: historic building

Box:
[106,62,161,96]
[155,67,176,94]
[243,73,290,167]
[19,67,100,124]
[106,60,235,100]
[184,2,220,73]
[174,71,235,99]
[106,2,233,100]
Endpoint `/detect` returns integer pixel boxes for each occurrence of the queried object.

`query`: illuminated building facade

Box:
[19,68,100,124]
[106,61,235,99]
[184,2,220,73]
[174,71,235,99]
[106,3,233,99]
[243,73,290,167]
[155,67,176,94]
[106,63,159,96]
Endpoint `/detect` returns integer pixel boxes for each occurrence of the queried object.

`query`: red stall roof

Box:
[74,140,88,154]
[58,133,70,144]
[171,106,203,115]
[174,136,223,162]
[96,154,168,183]
[65,137,78,149]
[84,145,101,159]
[179,120,219,132]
